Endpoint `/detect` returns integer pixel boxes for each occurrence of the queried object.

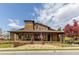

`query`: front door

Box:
[48,34,50,41]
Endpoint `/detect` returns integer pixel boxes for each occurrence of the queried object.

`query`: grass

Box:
[0,40,79,51]
[0,43,78,51]
[0,44,13,48]
[64,37,72,40]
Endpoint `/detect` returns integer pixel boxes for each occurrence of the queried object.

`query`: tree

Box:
[72,20,79,36]
[64,20,79,43]
[64,20,79,37]
[64,24,73,37]
[57,27,62,31]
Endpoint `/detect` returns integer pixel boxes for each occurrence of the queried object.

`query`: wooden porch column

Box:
[40,33,44,44]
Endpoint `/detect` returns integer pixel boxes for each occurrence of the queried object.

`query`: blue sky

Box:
[0,3,79,31]
[0,3,42,30]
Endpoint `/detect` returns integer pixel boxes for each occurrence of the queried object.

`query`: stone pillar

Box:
[50,34,53,43]
[44,33,47,42]
[62,34,64,43]
[24,33,26,41]
[19,33,21,40]
[31,33,34,44]
[16,33,19,41]
[59,34,64,43]
[52,33,58,41]
[18,33,20,40]
[14,33,17,41]
[14,33,19,41]
[40,33,44,44]
[10,33,14,40]
[21,33,24,41]
[45,33,48,41]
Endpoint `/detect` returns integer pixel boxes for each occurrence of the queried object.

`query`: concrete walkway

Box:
[0,44,79,55]
[0,50,79,55]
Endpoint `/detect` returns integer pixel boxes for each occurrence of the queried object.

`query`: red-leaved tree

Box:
[64,20,79,37]
[72,20,79,36]
[64,24,73,37]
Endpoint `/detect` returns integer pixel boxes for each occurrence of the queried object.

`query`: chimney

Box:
[24,20,34,30]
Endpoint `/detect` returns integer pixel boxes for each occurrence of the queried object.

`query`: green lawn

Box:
[64,37,73,40]
[0,44,13,48]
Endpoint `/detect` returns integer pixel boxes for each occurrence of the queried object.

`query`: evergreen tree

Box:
[57,27,62,31]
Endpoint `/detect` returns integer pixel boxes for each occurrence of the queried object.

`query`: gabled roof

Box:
[35,22,55,31]
[19,21,55,31]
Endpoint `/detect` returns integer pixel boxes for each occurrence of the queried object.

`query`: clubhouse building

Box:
[9,20,64,44]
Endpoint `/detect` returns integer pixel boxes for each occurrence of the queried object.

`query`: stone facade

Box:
[9,20,64,44]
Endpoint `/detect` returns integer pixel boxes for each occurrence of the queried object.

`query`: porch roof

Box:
[9,30,64,34]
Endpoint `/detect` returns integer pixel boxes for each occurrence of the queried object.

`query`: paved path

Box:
[0,50,79,55]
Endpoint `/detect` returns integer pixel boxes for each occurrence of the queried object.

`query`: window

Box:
[24,34,32,41]
[35,33,40,41]
[36,25,38,30]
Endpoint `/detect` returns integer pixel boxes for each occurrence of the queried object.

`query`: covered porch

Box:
[9,30,64,44]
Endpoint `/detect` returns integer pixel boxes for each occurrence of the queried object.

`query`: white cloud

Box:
[34,3,79,30]
[53,3,79,22]
[8,19,23,30]
[67,16,79,25]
